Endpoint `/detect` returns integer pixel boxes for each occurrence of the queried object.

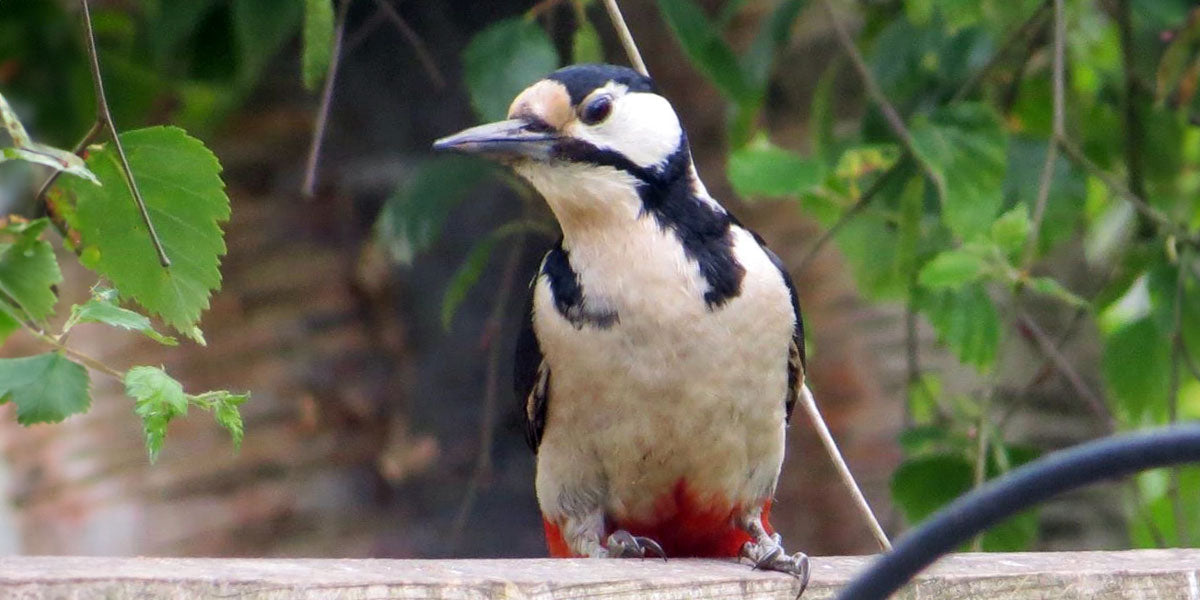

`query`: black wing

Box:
[515,270,551,453]
[762,245,806,424]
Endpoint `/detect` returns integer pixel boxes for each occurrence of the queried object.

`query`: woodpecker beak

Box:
[432,119,557,162]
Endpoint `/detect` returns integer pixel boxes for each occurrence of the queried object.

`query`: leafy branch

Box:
[77,0,170,267]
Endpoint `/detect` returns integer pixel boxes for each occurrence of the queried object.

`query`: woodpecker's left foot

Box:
[605,530,667,560]
[741,532,809,575]
[738,513,810,595]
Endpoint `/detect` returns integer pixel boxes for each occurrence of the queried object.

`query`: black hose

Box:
[836,424,1200,600]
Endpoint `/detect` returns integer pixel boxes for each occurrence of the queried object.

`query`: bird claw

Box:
[741,534,810,594]
[605,529,667,561]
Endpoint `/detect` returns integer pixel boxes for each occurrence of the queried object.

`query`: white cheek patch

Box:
[566,91,683,171]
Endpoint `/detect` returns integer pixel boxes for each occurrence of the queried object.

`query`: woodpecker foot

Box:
[741,533,810,591]
[604,530,667,561]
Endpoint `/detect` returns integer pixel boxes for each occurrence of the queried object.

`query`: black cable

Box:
[836,424,1200,600]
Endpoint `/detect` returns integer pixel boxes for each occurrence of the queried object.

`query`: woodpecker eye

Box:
[580,96,613,125]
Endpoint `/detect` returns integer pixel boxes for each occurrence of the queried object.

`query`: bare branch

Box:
[600,0,648,76]
[951,0,1052,102]
[370,0,446,89]
[303,0,353,199]
[796,384,893,551]
[796,159,901,274]
[817,0,946,201]
[1016,311,1116,432]
[80,0,171,267]
[1058,137,1198,246]
[1021,0,1065,268]
[449,235,528,551]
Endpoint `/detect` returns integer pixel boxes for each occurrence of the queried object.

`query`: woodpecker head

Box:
[435,64,704,229]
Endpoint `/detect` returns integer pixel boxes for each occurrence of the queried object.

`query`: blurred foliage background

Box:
[0,0,1198,558]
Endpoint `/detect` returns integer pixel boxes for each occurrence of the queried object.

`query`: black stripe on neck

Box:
[542,242,619,330]
[552,135,745,308]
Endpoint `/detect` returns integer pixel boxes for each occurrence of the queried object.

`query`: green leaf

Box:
[741,0,807,91]
[909,103,1007,240]
[917,283,1000,370]
[0,300,19,344]
[233,0,304,86]
[50,126,229,338]
[302,0,335,91]
[918,248,988,290]
[727,140,825,199]
[125,365,188,462]
[125,366,248,460]
[0,92,98,184]
[192,389,249,450]
[212,391,248,450]
[657,0,755,105]
[0,352,90,425]
[1103,317,1170,423]
[66,288,178,346]
[462,18,559,122]
[572,8,605,64]
[892,453,974,523]
[990,205,1030,259]
[441,221,542,329]
[892,449,1040,551]
[1027,277,1088,309]
[376,156,493,264]
[0,218,62,323]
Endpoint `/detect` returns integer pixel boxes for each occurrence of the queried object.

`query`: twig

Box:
[1167,257,1188,544]
[370,0,446,89]
[33,119,103,207]
[1116,0,1147,214]
[21,321,125,379]
[1021,0,1065,268]
[1057,137,1199,246]
[303,0,352,199]
[950,0,1052,103]
[79,0,171,267]
[796,384,892,551]
[1016,311,1116,432]
[796,160,900,274]
[969,395,991,552]
[817,0,946,201]
[600,0,648,76]
[449,235,527,551]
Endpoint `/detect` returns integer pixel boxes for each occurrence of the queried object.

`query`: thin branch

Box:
[449,235,527,552]
[969,396,990,552]
[80,0,170,267]
[600,0,648,76]
[303,0,352,199]
[817,0,946,201]
[1058,137,1199,246]
[34,118,103,207]
[1016,311,1116,432]
[370,0,446,89]
[1116,0,1147,213]
[1167,258,1188,544]
[796,384,893,551]
[1021,0,1065,268]
[21,321,125,379]
[950,0,1052,102]
[796,159,901,274]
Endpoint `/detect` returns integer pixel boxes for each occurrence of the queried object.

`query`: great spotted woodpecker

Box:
[435,64,810,581]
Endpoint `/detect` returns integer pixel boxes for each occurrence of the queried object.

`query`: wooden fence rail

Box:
[0,549,1197,599]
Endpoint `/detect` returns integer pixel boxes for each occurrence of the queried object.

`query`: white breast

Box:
[532,213,795,522]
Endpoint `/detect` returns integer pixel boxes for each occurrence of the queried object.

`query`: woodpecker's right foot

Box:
[604,530,667,560]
